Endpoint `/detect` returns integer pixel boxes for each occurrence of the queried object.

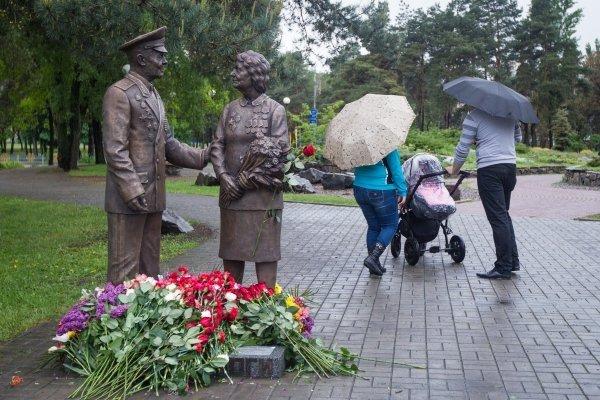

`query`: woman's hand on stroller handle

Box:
[398,195,407,211]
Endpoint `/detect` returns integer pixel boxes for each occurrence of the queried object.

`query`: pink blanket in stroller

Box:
[402,154,456,220]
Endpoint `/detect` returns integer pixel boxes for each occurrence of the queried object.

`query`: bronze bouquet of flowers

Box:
[220,134,289,207]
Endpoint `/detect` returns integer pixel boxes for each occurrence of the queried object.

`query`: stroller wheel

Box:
[449,235,466,263]
[391,232,401,258]
[404,238,420,266]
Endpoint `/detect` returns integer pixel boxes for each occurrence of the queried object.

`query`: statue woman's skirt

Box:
[218,209,282,263]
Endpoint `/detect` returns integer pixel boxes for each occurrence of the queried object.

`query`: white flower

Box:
[48,346,59,353]
[224,292,237,302]
[145,277,157,287]
[166,283,177,292]
[212,284,221,291]
[201,310,211,318]
[164,290,182,302]
[53,333,70,343]
[126,288,135,296]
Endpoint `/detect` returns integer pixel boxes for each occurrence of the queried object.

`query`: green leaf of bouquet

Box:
[249,323,262,330]
[294,160,305,170]
[283,161,292,173]
[164,357,179,366]
[152,336,163,347]
[140,281,153,293]
[211,354,229,368]
[247,303,261,313]
[118,293,135,304]
[184,308,193,319]
[168,335,185,347]
[99,335,111,344]
[105,318,119,330]
[166,316,174,325]
[169,309,183,319]
[63,363,89,376]
[203,366,215,373]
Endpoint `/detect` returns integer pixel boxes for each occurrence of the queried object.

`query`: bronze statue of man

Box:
[211,50,290,288]
[102,26,211,283]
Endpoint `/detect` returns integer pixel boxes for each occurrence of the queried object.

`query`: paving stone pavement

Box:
[1,168,600,400]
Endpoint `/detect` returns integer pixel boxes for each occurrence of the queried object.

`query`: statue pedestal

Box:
[226,346,285,379]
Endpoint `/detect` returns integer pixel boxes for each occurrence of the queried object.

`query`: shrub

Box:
[0,161,24,169]
[588,157,600,168]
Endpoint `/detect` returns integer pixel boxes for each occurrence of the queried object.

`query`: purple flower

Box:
[57,302,90,335]
[110,304,128,319]
[95,283,126,317]
[301,315,314,336]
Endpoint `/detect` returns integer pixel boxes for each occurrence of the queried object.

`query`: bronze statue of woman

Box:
[210,50,290,288]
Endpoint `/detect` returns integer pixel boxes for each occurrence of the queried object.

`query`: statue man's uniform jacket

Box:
[103,71,209,282]
[211,94,290,263]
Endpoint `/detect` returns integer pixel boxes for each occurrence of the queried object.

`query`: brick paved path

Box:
[1,168,600,399]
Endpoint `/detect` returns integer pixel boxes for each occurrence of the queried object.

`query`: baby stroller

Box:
[390,154,470,266]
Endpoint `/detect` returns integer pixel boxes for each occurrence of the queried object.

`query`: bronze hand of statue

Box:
[220,173,243,200]
[127,194,149,212]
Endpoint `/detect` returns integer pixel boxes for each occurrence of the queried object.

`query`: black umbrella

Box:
[443,76,540,124]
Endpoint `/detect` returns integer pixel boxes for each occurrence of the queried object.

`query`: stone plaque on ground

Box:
[226,346,285,379]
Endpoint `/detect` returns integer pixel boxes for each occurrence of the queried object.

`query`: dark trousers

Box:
[477,164,519,273]
[107,212,162,283]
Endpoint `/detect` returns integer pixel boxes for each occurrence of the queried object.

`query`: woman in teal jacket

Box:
[353,149,407,276]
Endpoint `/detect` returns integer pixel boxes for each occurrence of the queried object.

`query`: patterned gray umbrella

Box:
[324,94,416,170]
[443,76,539,124]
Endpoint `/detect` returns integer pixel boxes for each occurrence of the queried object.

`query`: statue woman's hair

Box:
[237,50,270,94]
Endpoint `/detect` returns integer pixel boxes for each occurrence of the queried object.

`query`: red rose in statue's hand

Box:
[302,144,316,157]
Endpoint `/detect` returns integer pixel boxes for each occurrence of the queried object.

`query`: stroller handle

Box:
[402,170,471,212]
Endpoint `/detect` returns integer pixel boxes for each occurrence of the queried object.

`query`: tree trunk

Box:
[17,133,23,153]
[530,124,537,147]
[57,117,71,170]
[67,74,82,170]
[91,118,105,164]
[523,123,530,146]
[1,137,6,153]
[87,123,94,159]
[47,105,55,166]
[10,135,15,154]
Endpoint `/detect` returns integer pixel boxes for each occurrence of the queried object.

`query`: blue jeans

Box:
[353,186,399,250]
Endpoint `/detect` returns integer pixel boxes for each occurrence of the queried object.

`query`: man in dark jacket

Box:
[102,27,211,283]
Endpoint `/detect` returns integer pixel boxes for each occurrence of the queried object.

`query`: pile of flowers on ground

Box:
[45,267,358,399]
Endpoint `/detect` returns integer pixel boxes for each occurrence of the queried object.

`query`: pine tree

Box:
[552,108,572,151]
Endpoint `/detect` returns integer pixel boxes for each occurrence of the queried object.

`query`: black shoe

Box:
[476,268,511,280]
[367,246,387,273]
[364,243,385,276]
[511,263,520,272]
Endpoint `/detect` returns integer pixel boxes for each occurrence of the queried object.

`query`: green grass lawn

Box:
[579,213,600,221]
[0,196,200,341]
[70,165,358,207]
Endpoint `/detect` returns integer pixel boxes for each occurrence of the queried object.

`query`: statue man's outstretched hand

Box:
[127,194,149,212]
[220,173,243,200]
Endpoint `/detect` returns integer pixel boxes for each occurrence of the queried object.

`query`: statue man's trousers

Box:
[107,212,162,283]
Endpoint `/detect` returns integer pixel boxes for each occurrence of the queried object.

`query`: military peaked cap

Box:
[119,26,167,53]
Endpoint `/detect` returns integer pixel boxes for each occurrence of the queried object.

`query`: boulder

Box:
[161,209,194,234]
[288,174,316,194]
[195,164,219,186]
[321,172,354,190]
[165,163,182,176]
[298,167,324,184]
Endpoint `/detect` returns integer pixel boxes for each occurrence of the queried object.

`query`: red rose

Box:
[227,307,238,321]
[302,144,316,157]
[218,331,226,343]
[194,343,204,353]
[198,334,210,344]
[200,317,212,329]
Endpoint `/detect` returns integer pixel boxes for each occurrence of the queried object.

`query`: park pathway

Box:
[1,167,600,399]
